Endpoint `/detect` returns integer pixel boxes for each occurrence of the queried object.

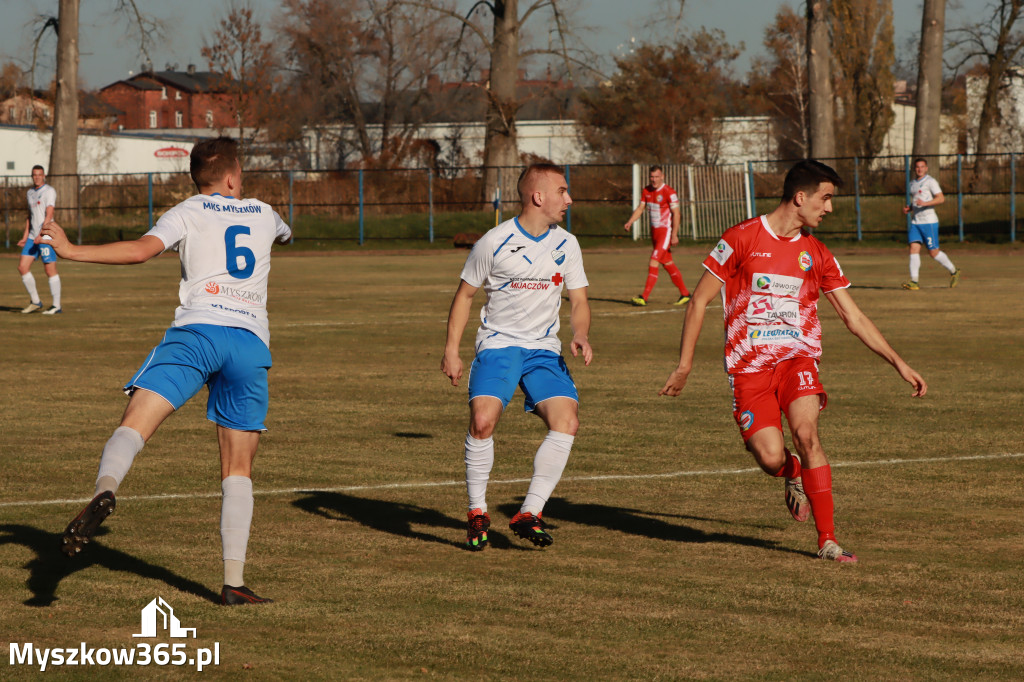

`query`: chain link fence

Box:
[2,155,1020,247]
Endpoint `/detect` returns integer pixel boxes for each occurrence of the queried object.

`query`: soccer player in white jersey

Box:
[17,165,62,314]
[41,137,291,605]
[901,158,961,290]
[441,163,593,550]
[659,160,927,562]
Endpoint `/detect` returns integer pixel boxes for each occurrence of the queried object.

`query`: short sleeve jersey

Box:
[26,184,57,240]
[642,184,678,229]
[703,216,851,374]
[460,217,588,355]
[909,174,942,225]
[144,193,292,347]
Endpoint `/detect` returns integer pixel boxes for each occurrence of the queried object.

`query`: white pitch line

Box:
[2,452,1021,510]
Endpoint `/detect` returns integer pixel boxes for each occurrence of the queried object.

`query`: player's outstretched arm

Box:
[441,280,478,386]
[660,271,723,397]
[567,286,593,366]
[825,288,928,397]
[624,202,645,231]
[40,221,164,265]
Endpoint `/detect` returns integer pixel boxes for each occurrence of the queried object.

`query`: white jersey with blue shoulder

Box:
[144,192,292,347]
[27,183,57,240]
[460,217,588,354]
[910,174,942,225]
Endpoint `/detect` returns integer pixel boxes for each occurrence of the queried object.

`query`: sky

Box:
[0,0,989,90]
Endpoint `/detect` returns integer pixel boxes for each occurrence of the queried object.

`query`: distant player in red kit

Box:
[624,166,691,306]
[660,160,927,562]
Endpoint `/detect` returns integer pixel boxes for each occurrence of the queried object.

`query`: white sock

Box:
[909,253,921,281]
[933,251,956,273]
[95,426,145,495]
[521,431,574,516]
[221,476,254,585]
[464,433,494,513]
[48,275,61,308]
[21,273,40,304]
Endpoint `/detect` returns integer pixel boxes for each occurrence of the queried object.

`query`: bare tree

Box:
[202,1,281,157]
[948,0,1024,157]
[807,0,836,158]
[831,0,896,160]
[404,0,596,200]
[749,4,810,158]
[914,0,946,160]
[49,0,79,225]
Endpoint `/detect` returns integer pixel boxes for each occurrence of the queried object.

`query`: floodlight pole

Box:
[358,169,364,246]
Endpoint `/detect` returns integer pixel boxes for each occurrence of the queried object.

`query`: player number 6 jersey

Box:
[145,193,292,347]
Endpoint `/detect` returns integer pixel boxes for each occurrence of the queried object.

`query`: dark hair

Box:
[782,160,843,201]
[913,157,928,167]
[31,164,44,173]
[190,137,239,189]
[649,165,663,173]
[517,163,564,202]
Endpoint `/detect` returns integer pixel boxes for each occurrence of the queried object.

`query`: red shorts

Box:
[650,228,673,263]
[729,357,828,442]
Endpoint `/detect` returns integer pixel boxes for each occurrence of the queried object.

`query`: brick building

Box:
[98,65,242,131]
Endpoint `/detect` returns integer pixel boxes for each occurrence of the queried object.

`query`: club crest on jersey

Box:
[205,281,220,294]
[798,251,813,271]
[739,410,754,431]
[551,250,565,265]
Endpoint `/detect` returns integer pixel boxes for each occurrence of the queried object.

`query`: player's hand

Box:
[902,205,911,214]
[623,222,632,232]
[670,233,679,246]
[441,351,463,386]
[16,237,26,247]
[658,368,690,397]
[570,336,592,366]
[39,220,71,254]
[899,365,927,398]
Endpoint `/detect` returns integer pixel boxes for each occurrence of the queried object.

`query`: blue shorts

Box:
[908,222,940,250]
[468,347,578,413]
[21,238,57,264]
[125,324,272,431]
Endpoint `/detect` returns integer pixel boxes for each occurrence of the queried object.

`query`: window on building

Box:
[6,161,14,170]
[175,91,182,100]
[161,87,167,100]
[205,110,213,128]
[175,111,183,128]
[149,110,157,128]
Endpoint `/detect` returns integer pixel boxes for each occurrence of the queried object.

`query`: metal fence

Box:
[2,154,1020,247]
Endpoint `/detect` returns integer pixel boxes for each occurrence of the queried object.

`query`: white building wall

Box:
[0,125,194,177]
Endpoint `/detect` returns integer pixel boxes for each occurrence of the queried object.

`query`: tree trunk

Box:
[482,0,519,206]
[913,0,945,161]
[807,0,835,159]
[49,0,80,227]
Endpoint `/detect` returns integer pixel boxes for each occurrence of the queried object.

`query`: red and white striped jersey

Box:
[642,184,678,229]
[703,216,851,374]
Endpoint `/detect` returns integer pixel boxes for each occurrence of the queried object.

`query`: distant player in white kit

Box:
[901,158,961,290]
[441,163,593,550]
[41,137,291,605]
[17,165,62,314]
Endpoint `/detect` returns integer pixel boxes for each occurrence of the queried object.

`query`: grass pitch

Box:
[1,245,1022,680]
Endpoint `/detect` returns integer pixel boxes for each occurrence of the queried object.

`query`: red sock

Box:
[641,265,659,299]
[772,449,802,479]
[801,464,835,548]
[665,262,689,295]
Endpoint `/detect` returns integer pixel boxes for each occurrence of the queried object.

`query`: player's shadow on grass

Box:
[1,305,28,312]
[292,492,527,551]
[0,524,221,607]
[586,296,644,306]
[509,499,813,558]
